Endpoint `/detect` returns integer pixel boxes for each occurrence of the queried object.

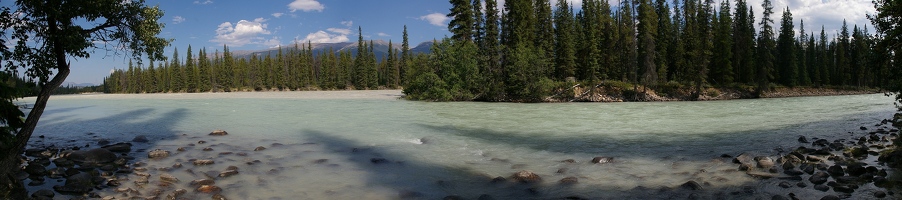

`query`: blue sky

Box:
[1,0,877,85]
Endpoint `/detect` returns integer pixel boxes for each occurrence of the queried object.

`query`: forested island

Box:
[94,0,888,102]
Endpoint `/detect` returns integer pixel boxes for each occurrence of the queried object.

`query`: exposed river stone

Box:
[591,156,614,164]
[194,159,215,165]
[219,170,239,177]
[254,146,266,151]
[147,149,170,159]
[755,156,775,169]
[190,179,215,186]
[160,173,179,183]
[680,180,702,190]
[196,185,222,193]
[511,170,541,183]
[209,129,229,136]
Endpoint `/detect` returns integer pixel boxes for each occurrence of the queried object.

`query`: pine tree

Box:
[756,0,776,91]
[710,0,733,85]
[836,20,851,85]
[535,0,555,77]
[169,48,181,92]
[220,45,233,91]
[554,0,577,80]
[776,7,797,87]
[355,27,366,88]
[145,60,156,93]
[448,0,475,42]
[638,0,659,87]
[185,45,196,92]
[197,48,211,92]
[654,0,673,83]
[798,20,811,86]
[618,0,638,83]
[386,41,399,87]
[400,25,411,85]
[732,0,755,84]
[577,0,602,81]
[482,0,504,100]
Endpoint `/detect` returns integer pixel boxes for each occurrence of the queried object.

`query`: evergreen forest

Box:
[100,0,891,102]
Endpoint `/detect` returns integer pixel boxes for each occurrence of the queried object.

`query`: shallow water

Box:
[18,92,899,199]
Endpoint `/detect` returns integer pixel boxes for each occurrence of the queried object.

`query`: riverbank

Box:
[552,83,879,102]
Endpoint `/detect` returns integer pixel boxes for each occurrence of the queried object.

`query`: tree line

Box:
[102,26,413,93]
[405,0,889,101]
[102,0,889,102]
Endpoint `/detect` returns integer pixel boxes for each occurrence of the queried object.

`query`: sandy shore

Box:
[20,90,405,101]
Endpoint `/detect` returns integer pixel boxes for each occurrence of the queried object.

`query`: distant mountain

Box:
[62,82,97,87]
[231,40,433,60]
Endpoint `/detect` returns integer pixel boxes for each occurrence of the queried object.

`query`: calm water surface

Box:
[20,92,897,199]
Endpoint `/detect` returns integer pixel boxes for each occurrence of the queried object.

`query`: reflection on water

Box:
[20,93,897,199]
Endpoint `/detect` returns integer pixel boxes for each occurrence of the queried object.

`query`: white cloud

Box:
[193,0,213,5]
[272,13,285,18]
[326,28,351,35]
[303,30,349,43]
[288,0,325,12]
[419,12,450,27]
[377,32,391,37]
[743,0,875,35]
[264,36,282,48]
[210,18,274,47]
[172,16,185,24]
[341,20,353,27]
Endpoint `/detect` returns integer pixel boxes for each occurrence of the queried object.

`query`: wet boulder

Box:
[809,171,829,185]
[31,189,55,199]
[680,181,702,190]
[827,165,845,177]
[846,163,867,176]
[24,162,47,176]
[52,172,96,194]
[66,148,117,165]
[101,143,132,153]
[209,129,229,136]
[511,170,541,183]
[798,136,809,143]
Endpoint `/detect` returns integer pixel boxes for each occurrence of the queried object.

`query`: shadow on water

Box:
[23,105,188,196]
[302,129,780,199]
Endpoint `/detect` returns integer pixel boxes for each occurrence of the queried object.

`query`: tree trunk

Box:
[0,16,71,196]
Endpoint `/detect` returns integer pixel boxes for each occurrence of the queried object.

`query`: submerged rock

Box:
[559,176,578,184]
[132,135,149,143]
[53,172,96,194]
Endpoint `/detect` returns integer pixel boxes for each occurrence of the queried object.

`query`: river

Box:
[18,91,898,199]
